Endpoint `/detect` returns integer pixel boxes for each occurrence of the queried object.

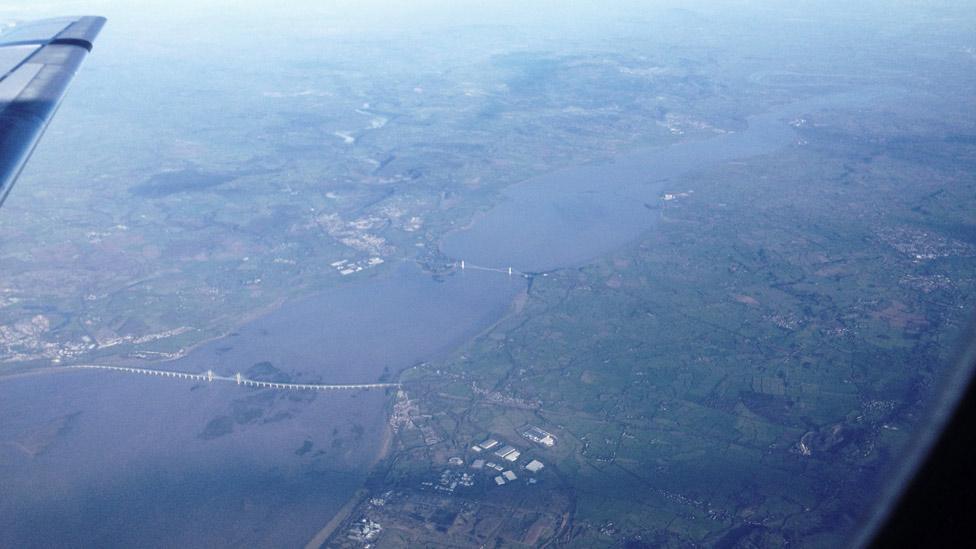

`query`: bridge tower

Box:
[206,369,214,382]
[235,372,242,385]
[460,260,465,270]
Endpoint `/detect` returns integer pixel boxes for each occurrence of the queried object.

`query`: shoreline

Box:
[304,488,370,549]
[303,396,397,548]
[300,282,525,548]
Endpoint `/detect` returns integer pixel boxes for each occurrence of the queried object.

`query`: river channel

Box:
[0,90,892,547]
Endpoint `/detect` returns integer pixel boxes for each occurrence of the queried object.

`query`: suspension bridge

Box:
[457,259,527,277]
[65,364,399,391]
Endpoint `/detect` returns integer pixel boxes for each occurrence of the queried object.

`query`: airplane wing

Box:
[0,16,105,208]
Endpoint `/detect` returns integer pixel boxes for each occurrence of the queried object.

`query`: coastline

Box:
[299,279,526,547]
[304,396,398,548]
[304,488,370,549]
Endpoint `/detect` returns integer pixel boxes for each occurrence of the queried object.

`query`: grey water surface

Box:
[0,90,895,548]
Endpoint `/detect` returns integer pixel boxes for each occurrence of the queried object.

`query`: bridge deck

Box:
[65,364,399,391]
